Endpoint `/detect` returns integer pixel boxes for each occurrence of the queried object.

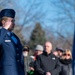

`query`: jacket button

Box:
[17,60,19,62]
[17,54,19,55]
[17,48,18,50]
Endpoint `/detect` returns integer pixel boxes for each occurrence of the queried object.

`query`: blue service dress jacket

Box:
[0,28,25,75]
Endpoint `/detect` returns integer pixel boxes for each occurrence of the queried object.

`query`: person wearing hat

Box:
[0,9,25,75]
[28,44,44,75]
[34,44,44,57]
[56,47,64,58]
[23,45,30,57]
[23,45,30,75]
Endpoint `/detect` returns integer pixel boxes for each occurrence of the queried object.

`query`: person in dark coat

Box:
[28,44,44,75]
[59,49,72,75]
[34,41,61,75]
[0,9,25,75]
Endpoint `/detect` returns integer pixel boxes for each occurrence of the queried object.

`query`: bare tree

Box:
[13,25,26,45]
[0,0,46,43]
[8,0,46,30]
[46,0,74,50]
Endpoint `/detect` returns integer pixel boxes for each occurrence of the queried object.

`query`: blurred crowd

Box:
[23,41,72,75]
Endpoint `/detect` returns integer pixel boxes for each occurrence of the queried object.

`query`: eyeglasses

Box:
[63,54,70,56]
[23,49,29,52]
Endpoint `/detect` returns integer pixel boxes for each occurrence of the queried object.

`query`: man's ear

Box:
[2,20,5,26]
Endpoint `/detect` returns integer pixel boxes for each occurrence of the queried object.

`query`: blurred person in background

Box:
[34,41,61,75]
[23,45,30,75]
[59,49,72,75]
[28,44,44,75]
[56,47,64,58]
[53,50,59,57]
[34,44,44,58]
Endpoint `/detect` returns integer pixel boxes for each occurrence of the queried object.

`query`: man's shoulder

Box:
[51,52,59,60]
[36,53,44,59]
[0,28,8,35]
[51,53,56,57]
[39,53,45,56]
[38,53,46,59]
[0,28,4,31]
[0,28,7,31]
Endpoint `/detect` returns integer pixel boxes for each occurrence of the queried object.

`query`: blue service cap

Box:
[0,9,15,18]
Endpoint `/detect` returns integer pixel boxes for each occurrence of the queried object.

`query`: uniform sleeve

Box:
[50,58,61,75]
[18,40,25,74]
[34,56,46,75]
[21,53,25,72]
[0,28,8,58]
[0,28,7,44]
[18,42,25,72]
[21,50,26,75]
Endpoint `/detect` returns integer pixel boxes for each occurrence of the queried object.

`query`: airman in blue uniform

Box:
[0,9,25,75]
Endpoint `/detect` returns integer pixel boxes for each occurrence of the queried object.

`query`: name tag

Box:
[5,40,11,42]
[52,57,55,60]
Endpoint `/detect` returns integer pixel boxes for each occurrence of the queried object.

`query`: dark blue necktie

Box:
[7,32,17,44]
[11,33,17,44]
